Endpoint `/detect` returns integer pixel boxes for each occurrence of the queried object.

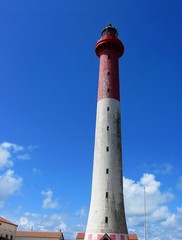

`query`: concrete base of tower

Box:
[76,233,138,240]
[84,233,129,240]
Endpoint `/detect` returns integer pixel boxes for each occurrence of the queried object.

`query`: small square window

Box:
[107,126,109,131]
[106,146,109,152]
[105,217,108,223]
[108,72,110,76]
[107,107,109,111]
[106,169,109,174]
[106,192,108,198]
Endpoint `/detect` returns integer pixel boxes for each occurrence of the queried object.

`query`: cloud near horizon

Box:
[0,141,35,208]
[0,170,22,207]
[0,141,33,170]
[75,206,87,217]
[1,141,181,239]
[18,212,66,232]
[41,189,59,209]
[11,173,182,239]
[1,172,181,240]
[123,173,182,239]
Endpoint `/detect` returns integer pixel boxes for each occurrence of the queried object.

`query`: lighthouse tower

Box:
[85,24,128,240]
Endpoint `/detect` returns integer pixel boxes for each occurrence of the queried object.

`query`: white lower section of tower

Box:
[85,98,127,237]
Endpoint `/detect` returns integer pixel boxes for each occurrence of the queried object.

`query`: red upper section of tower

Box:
[95,24,124,101]
[95,24,124,58]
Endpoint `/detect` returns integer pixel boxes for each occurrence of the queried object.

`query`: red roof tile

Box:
[76,233,85,239]
[16,231,62,238]
[128,234,138,240]
[0,217,18,226]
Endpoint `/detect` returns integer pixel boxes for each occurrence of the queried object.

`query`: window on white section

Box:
[107,126,109,131]
[106,192,108,198]
[105,217,108,223]
[106,146,109,152]
[106,168,109,174]
[107,107,109,111]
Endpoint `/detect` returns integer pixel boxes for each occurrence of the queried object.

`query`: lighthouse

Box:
[84,24,128,240]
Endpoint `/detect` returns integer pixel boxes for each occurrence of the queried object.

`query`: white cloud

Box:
[161,213,176,227]
[27,145,38,151]
[124,173,174,217]
[33,168,41,175]
[123,173,182,239]
[41,189,59,209]
[0,141,36,207]
[1,142,24,152]
[142,162,173,176]
[18,213,66,232]
[19,216,32,227]
[139,173,160,193]
[75,206,87,217]
[0,170,22,207]
[0,141,32,169]
[2,170,181,240]
[141,207,182,239]
[153,163,173,175]
[5,171,182,240]
[0,144,13,169]
[161,207,182,232]
[17,153,30,160]
[59,221,67,232]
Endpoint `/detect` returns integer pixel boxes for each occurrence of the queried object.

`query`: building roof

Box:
[76,233,138,240]
[127,234,138,240]
[76,233,85,239]
[0,217,18,226]
[16,231,62,239]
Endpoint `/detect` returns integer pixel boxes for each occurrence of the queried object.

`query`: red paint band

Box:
[95,34,124,101]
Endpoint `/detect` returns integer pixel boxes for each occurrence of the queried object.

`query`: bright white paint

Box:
[85,98,127,236]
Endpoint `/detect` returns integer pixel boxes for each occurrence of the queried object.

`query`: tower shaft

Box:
[85,24,128,240]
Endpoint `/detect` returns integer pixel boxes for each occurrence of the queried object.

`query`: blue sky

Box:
[0,0,182,239]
